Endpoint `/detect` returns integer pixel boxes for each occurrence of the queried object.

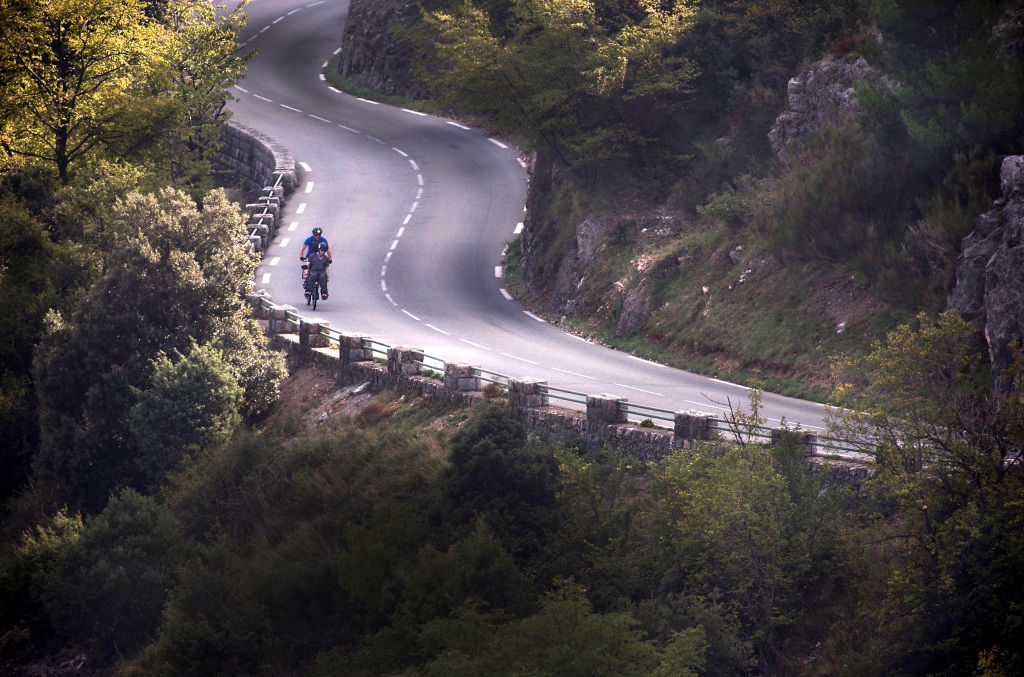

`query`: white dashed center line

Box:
[459,338,492,350]
[553,367,598,380]
[616,383,664,397]
[502,353,540,365]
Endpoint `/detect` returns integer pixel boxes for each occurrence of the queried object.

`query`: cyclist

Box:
[299,227,331,261]
[304,241,331,301]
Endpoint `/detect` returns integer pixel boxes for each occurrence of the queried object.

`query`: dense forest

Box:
[1,0,1023,675]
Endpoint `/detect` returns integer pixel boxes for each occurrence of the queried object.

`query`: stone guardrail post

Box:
[770,429,819,456]
[268,305,297,334]
[674,410,714,447]
[248,221,271,250]
[387,347,423,376]
[271,171,295,195]
[445,362,480,392]
[248,200,280,221]
[339,333,372,366]
[299,319,331,348]
[587,394,627,423]
[508,378,548,408]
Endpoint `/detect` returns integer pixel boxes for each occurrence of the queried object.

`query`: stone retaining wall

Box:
[215,121,297,253]
[216,120,296,197]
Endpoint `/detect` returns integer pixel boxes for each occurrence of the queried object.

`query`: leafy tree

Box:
[443,402,560,558]
[154,532,271,675]
[32,188,281,510]
[858,0,1024,207]
[139,0,252,189]
[0,0,250,187]
[0,507,82,630]
[0,192,98,505]
[129,342,243,486]
[421,0,699,170]
[649,443,815,671]
[634,592,757,677]
[827,310,1024,675]
[414,583,706,677]
[40,489,189,658]
[0,0,160,183]
[399,519,535,621]
[544,444,659,610]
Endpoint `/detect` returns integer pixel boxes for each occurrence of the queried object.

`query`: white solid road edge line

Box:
[628,355,666,368]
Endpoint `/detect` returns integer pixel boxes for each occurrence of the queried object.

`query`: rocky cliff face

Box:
[767,55,884,159]
[336,0,429,99]
[948,155,1024,374]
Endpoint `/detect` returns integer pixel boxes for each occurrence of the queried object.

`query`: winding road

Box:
[231,0,830,431]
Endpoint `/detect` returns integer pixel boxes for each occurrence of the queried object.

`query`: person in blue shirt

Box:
[299,227,331,260]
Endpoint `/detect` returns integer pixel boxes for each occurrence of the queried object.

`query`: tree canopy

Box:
[0,0,249,185]
[421,0,699,169]
[31,187,284,510]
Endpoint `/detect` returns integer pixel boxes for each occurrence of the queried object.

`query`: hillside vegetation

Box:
[399,0,1024,397]
[0,0,1022,675]
[4,346,1023,675]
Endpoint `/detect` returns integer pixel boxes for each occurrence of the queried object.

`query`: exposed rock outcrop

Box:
[336,0,429,99]
[768,55,883,159]
[948,155,1024,373]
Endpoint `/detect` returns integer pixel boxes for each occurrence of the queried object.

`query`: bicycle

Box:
[303,272,325,312]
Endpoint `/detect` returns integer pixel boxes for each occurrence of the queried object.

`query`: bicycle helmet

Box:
[312,227,322,236]
[317,241,328,252]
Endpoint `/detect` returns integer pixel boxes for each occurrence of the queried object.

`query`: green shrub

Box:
[0,508,82,630]
[444,403,560,558]
[40,489,189,658]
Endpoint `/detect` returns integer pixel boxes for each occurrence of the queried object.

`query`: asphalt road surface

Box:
[230,0,831,432]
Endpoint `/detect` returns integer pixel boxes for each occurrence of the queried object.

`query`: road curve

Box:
[231,0,830,430]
